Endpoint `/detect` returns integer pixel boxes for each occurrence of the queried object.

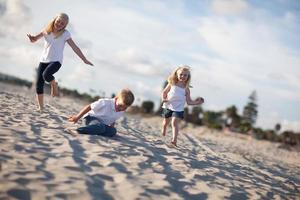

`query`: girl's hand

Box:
[196,97,204,104]
[27,34,37,43]
[68,116,79,123]
[84,59,94,66]
[162,98,168,103]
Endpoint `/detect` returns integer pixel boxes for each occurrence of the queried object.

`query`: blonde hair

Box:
[167,65,191,88]
[44,13,69,38]
[117,88,135,106]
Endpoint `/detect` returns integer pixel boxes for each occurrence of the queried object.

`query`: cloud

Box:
[282,120,300,132]
[0,0,31,39]
[211,0,249,15]
[86,47,172,80]
[271,88,300,101]
[196,13,300,95]
[0,45,40,79]
[64,65,95,83]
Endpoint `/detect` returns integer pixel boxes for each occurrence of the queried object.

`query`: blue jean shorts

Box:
[162,108,184,119]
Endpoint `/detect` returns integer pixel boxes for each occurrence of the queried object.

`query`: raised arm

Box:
[66,38,94,66]
[186,88,204,105]
[68,104,91,123]
[161,83,171,103]
[27,32,44,43]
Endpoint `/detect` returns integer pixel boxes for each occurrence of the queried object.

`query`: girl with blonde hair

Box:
[161,65,204,146]
[27,13,93,111]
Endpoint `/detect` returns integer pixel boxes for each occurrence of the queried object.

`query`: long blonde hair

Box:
[44,13,69,38]
[167,65,191,88]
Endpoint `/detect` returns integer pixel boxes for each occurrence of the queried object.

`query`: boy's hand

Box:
[68,116,79,123]
[109,122,115,127]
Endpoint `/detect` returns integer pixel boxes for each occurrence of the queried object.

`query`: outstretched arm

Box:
[66,38,94,66]
[27,32,44,43]
[161,83,171,103]
[68,104,91,123]
[186,88,204,105]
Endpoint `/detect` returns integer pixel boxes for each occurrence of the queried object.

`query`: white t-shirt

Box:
[162,85,186,112]
[85,98,124,125]
[40,30,71,64]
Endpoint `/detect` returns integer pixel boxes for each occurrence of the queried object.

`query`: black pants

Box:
[36,62,61,94]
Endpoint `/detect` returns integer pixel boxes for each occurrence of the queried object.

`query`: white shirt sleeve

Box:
[63,30,71,41]
[90,99,105,112]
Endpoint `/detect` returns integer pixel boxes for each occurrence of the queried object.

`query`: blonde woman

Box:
[27,13,93,110]
[161,66,204,146]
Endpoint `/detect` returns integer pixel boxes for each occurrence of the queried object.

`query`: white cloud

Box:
[0,0,31,39]
[271,87,300,101]
[282,120,300,132]
[211,0,249,15]
[64,65,94,83]
[196,14,300,96]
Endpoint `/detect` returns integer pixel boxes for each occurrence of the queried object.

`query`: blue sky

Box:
[0,0,299,132]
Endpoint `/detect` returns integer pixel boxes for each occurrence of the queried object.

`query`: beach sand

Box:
[0,82,299,200]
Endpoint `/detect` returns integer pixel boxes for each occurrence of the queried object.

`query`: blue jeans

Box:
[77,115,117,137]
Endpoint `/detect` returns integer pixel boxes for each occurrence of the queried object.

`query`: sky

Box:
[0,0,300,132]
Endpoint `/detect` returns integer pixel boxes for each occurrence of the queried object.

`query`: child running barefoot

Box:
[161,66,204,146]
[27,13,93,110]
[68,89,134,137]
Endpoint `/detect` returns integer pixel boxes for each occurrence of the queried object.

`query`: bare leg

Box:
[161,118,171,136]
[36,94,44,110]
[50,79,58,97]
[171,117,180,146]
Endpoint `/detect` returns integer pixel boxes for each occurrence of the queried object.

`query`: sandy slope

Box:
[0,83,299,200]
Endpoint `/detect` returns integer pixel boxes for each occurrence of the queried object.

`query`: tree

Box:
[225,105,241,130]
[141,101,155,113]
[189,106,203,125]
[202,111,223,130]
[275,123,281,133]
[242,90,258,127]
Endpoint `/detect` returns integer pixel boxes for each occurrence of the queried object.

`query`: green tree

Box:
[189,106,203,125]
[141,101,155,114]
[242,90,258,127]
[275,123,281,133]
[225,105,241,129]
[203,111,223,130]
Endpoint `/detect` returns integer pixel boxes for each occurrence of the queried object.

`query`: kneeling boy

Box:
[68,88,134,137]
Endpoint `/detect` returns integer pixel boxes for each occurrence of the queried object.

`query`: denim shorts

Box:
[162,108,184,119]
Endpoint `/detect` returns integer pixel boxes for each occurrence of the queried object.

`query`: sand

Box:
[0,82,299,200]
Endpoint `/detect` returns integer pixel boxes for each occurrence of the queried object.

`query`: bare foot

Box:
[51,81,58,97]
[161,129,166,136]
[170,141,177,147]
[38,106,43,112]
